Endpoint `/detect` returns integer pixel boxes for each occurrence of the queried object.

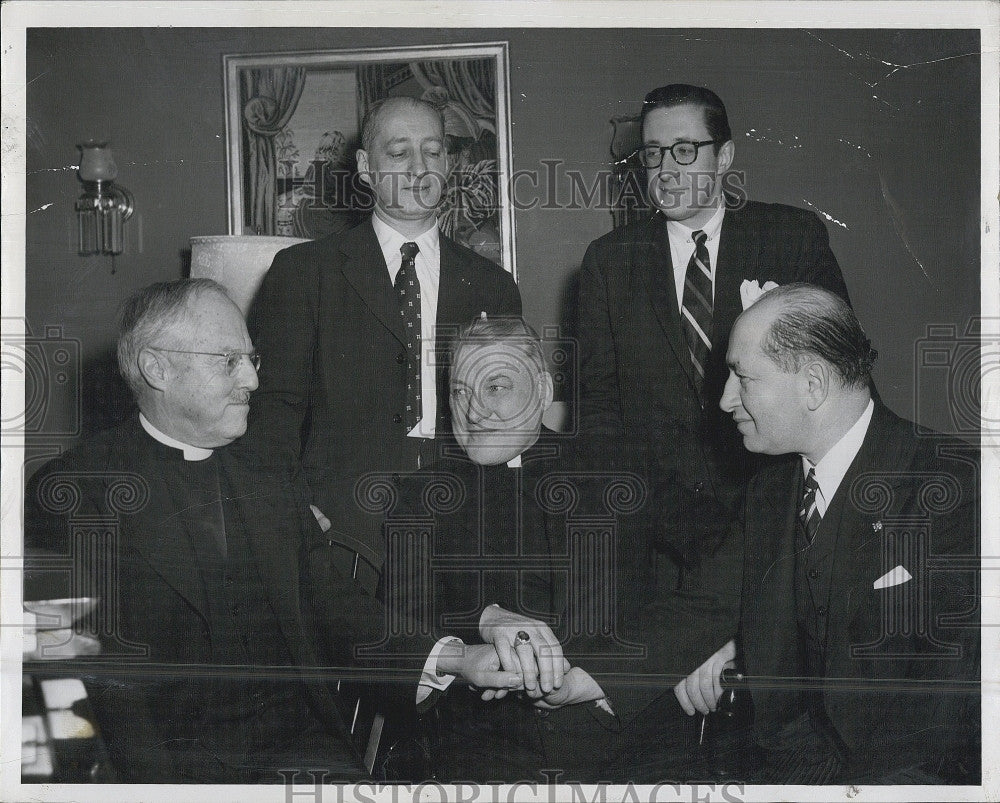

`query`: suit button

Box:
[816,605,828,616]
[392,473,401,484]
[230,603,241,615]
[808,568,819,580]
[693,482,704,493]
[396,352,406,364]
[392,413,402,424]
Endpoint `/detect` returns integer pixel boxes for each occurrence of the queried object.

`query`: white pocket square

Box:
[873,565,912,590]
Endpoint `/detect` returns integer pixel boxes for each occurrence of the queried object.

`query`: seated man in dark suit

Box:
[685,283,979,783]
[23,279,523,783]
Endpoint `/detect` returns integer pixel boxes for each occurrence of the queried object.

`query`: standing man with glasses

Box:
[574,84,852,739]
[248,97,521,596]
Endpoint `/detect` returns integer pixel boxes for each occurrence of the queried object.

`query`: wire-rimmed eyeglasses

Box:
[151,347,261,375]
[633,140,720,168]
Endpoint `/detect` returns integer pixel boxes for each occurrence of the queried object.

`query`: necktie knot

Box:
[693,230,707,247]
[803,468,819,493]
[400,241,419,262]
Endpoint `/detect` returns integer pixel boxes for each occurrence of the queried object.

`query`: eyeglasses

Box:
[634,140,720,168]
[151,347,261,375]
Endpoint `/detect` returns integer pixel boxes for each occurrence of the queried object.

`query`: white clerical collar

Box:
[506,454,522,468]
[666,199,726,243]
[139,413,214,461]
[801,399,875,512]
[371,213,440,260]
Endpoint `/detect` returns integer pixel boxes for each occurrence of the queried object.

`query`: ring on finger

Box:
[515,630,531,645]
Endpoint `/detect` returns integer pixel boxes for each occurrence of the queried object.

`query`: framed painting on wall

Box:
[223,42,516,276]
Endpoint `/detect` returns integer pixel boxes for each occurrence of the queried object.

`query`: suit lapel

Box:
[337,221,406,347]
[825,404,916,637]
[218,451,313,667]
[639,215,696,388]
[436,234,477,333]
[712,205,753,355]
[118,426,210,622]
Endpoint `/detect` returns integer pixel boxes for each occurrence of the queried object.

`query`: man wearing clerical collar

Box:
[24,279,522,783]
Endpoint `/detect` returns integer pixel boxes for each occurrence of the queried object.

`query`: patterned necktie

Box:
[396,241,422,433]
[799,467,822,545]
[680,230,713,401]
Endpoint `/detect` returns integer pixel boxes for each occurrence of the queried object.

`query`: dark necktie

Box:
[396,241,421,433]
[680,229,713,401]
[799,467,822,545]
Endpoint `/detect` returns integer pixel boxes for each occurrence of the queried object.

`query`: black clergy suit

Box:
[386,431,743,783]
[740,402,980,783]
[385,432,564,782]
[24,417,429,783]
[247,220,521,570]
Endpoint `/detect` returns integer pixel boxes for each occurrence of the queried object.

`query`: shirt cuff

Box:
[416,637,462,705]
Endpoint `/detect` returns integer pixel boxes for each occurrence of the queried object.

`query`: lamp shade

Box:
[190,235,309,316]
[77,142,118,182]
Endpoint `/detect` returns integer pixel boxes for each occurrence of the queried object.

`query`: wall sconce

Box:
[76,141,134,256]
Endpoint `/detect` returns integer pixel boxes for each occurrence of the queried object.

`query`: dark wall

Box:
[24,28,981,458]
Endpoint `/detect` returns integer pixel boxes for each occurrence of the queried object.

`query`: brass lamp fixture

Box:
[76,141,134,255]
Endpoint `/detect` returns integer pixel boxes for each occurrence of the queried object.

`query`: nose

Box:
[237,355,259,392]
[465,389,494,425]
[409,149,427,178]
[719,370,739,414]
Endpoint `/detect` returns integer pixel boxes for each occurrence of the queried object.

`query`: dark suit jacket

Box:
[577,201,850,562]
[24,417,430,782]
[741,402,980,777]
[247,219,521,564]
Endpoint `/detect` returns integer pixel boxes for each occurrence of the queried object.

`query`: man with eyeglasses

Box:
[574,84,852,736]
[24,279,523,783]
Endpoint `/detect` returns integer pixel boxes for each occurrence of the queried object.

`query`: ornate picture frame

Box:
[223,42,516,276]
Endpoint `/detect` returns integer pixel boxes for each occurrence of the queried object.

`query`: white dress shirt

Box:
[801,399,875,516]
[371,214,441,439]
[666,201,726,311]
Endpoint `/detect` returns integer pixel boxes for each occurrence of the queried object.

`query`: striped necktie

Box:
[680,229,713,401]
[396,241,421,433]
[799,467,822,545]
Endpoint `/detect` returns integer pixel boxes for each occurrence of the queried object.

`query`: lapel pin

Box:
[872,521,883,532]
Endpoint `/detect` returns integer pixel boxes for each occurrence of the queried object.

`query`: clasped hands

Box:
[437,604,606,710]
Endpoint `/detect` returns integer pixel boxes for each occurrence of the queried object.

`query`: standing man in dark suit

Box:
[700,283,979,783]
[577,83,851,572]
[24,279,523,783]
[248,96,521,587]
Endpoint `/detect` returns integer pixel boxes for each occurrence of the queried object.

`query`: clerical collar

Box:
[139,413,214,461]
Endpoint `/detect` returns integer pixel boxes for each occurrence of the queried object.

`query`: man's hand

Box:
[479,604,564,698]
[533,666,608,711]
[435,640,523,692]
[674,639,736,716]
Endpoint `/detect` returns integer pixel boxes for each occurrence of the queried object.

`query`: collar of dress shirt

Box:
[139,412,214,461]
[665,198,726,247]
[801,398,875,515]
[506,454,522,468]
[371,213,441,281]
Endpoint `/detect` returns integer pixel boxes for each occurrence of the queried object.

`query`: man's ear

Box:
[356,149,372,189]
[803,359,830,411]
[539,371,554,411]
[137,348,170,392]
[717,139,735,174]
